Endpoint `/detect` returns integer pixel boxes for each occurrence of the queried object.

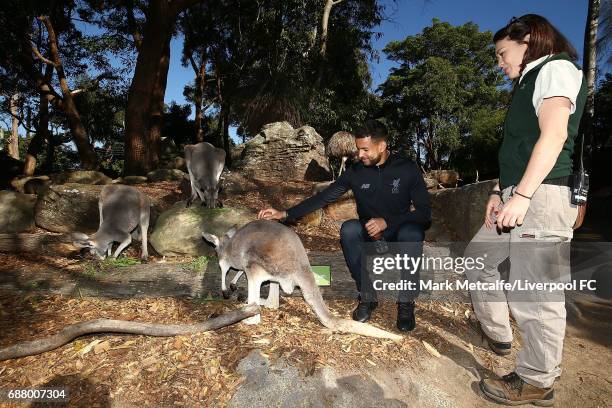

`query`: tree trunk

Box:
[193,57,207,143]
[582,0,600,154]
[315,0,343,88]
[23,94,50,176]
[147,33,172,169]
[8,93,20,160]
[123,0,204,175]
[40,16,98,170]
[222,102,231,166]
[215,62,224,148]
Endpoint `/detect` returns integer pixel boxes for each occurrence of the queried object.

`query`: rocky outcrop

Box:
[0,191,37,233]
[50,170,112,185]
[427,180,497,241]
[146,169,187,182]
[35,184,163,234]
[233,122,331,182]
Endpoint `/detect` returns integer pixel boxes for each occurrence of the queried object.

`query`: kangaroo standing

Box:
[203,220,401,340]
[184,142,226,208]
[72,184,150,260]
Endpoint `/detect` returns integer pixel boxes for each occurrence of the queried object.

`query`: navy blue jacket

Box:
[286,153,431,228]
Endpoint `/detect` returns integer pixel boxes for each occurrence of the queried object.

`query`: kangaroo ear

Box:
[225,225,238,239]
[202,232,220,248]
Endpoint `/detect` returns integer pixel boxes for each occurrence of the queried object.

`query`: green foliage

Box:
[82,256,141,277]
[180,0,383,141]
[379,19,508,180]
[183,256,211,274]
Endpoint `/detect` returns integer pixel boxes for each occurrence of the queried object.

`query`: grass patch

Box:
[82,256,142,276]
[183,256,211,274]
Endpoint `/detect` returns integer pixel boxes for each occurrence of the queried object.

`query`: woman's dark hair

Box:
[354,119,388,141]
[493,14,578,75]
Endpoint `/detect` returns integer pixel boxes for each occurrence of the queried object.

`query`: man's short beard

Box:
[363,152,383,166]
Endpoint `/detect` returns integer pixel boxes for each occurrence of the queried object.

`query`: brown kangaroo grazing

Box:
[203,220,402,340]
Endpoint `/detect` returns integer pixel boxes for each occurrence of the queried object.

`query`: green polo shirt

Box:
[498,53,587,188]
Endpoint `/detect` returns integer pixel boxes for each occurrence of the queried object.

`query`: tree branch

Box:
[30,41,55,66]
[70,72,117,96]
[0,304,260,360]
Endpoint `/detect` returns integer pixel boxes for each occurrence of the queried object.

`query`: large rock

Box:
[150,204,256,256]
[160,156,187,171]
[312,181,357,222]
[234,122,331,182]
[35,184,106,233]
[35,184,163,234]
[50,170,112,185]
[112,176,149,185]
[428,179,497,241]
[10,176,50,193]
[0,191,37,232]
[146,168,187,182]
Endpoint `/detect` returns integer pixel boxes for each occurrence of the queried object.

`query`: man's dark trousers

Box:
[340,219,424,302]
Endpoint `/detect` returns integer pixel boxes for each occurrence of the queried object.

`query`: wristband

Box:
[488,190,502,197]
[513,190,532,200]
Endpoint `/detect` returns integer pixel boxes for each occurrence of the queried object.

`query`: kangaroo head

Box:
[202,226,237,254]
[71,232,110,260]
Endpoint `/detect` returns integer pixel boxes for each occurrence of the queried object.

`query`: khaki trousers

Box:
[464,184,578,388]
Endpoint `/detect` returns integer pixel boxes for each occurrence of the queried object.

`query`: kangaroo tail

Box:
[296,273,402,341]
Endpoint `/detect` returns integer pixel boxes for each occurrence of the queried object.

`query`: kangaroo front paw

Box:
[221,290,231,299]
[243,314,261,325]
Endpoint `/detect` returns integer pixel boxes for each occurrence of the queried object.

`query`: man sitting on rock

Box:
[258,119,431,331]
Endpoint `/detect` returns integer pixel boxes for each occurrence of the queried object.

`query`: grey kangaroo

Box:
[73,184,150,260]
[184,142,226,208]
[203,220,401,340]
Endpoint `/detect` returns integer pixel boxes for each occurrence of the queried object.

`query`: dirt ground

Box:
[0,178,610,407]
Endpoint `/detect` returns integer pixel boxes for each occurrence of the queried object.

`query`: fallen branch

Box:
[0,304,260,361]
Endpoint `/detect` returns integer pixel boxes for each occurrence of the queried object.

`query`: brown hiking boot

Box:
[480,372,554,406]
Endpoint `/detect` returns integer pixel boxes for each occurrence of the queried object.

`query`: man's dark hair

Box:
[354,119,388,141]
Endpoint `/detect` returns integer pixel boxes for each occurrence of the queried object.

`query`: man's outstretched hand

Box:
[365,218,387,239]
[258,208,287,221]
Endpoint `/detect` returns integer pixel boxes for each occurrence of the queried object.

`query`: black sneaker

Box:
[397,301,416,332]
[352,300,378,322]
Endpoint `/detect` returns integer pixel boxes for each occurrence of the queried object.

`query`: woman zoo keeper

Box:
[464,14,586,406]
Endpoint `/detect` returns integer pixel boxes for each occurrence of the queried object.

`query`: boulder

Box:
[160,156,187,171]
[233,122,331,182]
[160,137,179,156]
[35,184,163,234]
[0,191,37,233]
[312,181,357,222]
[11,176,50,193]
[146,168,187,182]
[428,179,498,241]
[24,178,51,195]
[35,184,106,233]
[113,176,149,185]
[50,170,112,185]
[150,204,256,256]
